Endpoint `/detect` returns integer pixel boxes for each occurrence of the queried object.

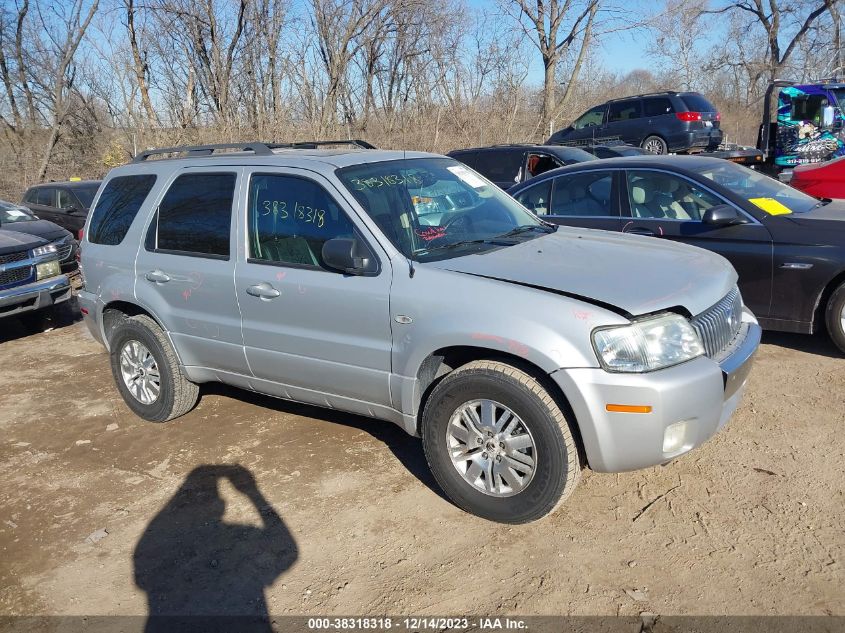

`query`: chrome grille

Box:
[691,287,743,359]
[51,239,73,262]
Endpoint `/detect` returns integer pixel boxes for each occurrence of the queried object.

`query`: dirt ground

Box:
[0,301,843,620]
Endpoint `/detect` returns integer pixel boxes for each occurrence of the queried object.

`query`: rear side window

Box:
[643,97,674,117]
[551,171,615,217]
[36,188,55,206]
[608,100,642,122]
[680,94,717,112]
[153,172,235,258]
[471,150,525,183]
[88,175,157,245]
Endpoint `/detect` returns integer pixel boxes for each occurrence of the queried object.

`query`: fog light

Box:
[662,421,688,453]
[36,260,60,280]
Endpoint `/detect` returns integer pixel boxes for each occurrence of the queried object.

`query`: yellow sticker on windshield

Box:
[749,197,792,215]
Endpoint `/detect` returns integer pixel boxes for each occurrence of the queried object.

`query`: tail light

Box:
[676,112,702,122]
[715,112,721,122]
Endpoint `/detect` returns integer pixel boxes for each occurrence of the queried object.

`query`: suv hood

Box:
[427,228,737,317]
[0,219,70,242]
[0,228,47,255]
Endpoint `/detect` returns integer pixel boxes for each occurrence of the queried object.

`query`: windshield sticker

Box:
[748,197,792,215]
[447,165,488,189]
[6,209,28,218]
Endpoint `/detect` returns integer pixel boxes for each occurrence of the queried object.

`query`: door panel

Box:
[622,169,773,317]
[134,168,248,375]
[236,169,393,407]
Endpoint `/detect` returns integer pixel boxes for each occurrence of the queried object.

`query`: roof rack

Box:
[607,91,678,102]
[132,139,376,163]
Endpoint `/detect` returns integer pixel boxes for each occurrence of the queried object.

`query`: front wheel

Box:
[825,281,845,354]
[641,135,668,154]
[421,360,580,523]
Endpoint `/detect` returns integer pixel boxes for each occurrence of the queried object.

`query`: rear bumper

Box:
[0,275,72,318]
[669,128,723,151]
[552,319,761,473]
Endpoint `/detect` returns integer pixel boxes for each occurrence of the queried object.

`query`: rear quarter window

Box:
[88,175,157,245]
[643,97,674,117]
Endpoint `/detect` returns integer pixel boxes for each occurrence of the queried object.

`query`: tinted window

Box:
[514,180,552,216]
[248,174,356,269]
[73,184,99,208]
[36,188,55,206]
[154,173,235,257]
[89,175,157,245]
[23,189,37,203]
[643,97,674,117]
[680,94,717,112]
[626,171,721,221]
[573,105,606,130]
[551,171,614,217]
[57,189,75,208]
[608,100,642,122]
[472,150,525,183]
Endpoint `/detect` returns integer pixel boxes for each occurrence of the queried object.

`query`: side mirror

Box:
[702,204,745,226]
[823,105,835,128]
[321,237,375,275]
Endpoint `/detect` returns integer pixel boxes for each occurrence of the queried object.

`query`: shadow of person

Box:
[134,465,297,633]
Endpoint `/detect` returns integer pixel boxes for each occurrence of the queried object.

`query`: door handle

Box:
[246,282,281,300]
[627,227,656,237]
[145,269,171,283]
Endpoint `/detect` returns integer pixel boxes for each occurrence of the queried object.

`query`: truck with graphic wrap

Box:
[758,80,845,173]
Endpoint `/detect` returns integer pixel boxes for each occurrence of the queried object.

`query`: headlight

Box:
[592,313,705,373]
[32,244,58,257]
[36,259,61,280]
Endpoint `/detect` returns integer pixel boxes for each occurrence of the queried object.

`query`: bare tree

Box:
[502,0,600,131]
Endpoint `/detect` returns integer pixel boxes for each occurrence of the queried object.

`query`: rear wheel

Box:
[641,135,668,154]
[825,281,845,354]
[109,314,199,421]
[421,360,580,523]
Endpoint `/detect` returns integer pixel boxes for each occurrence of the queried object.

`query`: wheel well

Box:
[101,301,161,347]
[813,270,845,334]
[415,346,588,466]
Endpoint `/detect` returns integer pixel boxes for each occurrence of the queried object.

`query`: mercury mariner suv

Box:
[78,141,760,523]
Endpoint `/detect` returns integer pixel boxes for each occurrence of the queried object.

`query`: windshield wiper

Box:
[812,198,832,209]
[496,224,556,239]
[415,238,493,255]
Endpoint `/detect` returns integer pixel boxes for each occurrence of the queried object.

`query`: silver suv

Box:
[78,141,761,523]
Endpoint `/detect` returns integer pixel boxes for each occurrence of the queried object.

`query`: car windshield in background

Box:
[692,161,820,214]
[336,157,552,261]
[0,201,35,223]
[73,185,99,208]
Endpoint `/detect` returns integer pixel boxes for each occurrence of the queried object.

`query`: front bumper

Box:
[0,275,72,319]
[552,318,761,473]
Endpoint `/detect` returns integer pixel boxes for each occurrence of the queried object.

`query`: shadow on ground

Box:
[0,297,82,344]
[134,464,297,632]
[199,383,447,503]
[761,330,843,359]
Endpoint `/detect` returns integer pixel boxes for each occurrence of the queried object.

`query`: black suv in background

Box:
[22,180,101,236]
[447,144,596,189]
[548,92,722,155]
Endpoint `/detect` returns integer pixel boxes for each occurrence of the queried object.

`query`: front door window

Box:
[626,171,722,220]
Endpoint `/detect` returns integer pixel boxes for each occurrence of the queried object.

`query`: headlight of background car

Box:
[31,244,57,258]
[36,259,60,280]
[592,313,705,373]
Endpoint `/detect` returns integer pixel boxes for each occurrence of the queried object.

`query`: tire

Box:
[825,281,845,354]
[641,135,668,154]
[421,360,580,523]
[108,314,199,422]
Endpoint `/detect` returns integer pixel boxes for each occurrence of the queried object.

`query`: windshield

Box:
[336,157,552,261]
[691,161,820,214]
[0,201,35,223]
[73,184,99,208]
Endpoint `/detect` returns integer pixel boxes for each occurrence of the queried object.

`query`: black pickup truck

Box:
[0,229,71,321]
